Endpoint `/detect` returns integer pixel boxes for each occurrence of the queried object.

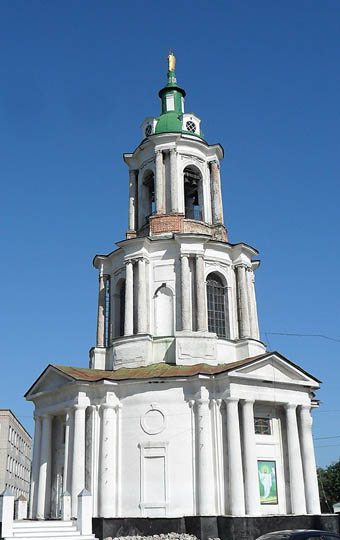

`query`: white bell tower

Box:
[90,52,266,371]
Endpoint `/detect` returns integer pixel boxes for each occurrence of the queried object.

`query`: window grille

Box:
[254,417,271,435]
[207,273,226,337]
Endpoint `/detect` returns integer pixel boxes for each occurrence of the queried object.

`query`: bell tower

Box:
[91,53,266,371]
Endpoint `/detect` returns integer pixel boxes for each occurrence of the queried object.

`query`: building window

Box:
[254,417,271,435]
[186,120,196,133]
[207,273,227,337]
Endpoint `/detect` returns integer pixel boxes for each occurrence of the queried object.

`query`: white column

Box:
[241,399,260,515]
[71,404,86,517]
[195,392,215,514]
[63,409,71,494]
[181,255,192,331]
[236,265,251,339]
[285,403,306,514]
[225,397,245,516]
[209,160,224,224]
[137,258,147,333]
[246,268,260,340]
[36,414,52,519]
[170,148,178,212]
[96,272,106,347]
[124,260,134,335]
[299,405,321,514]
[99,398,117,517]
[196,255,207,331]
[29,414,42,518]
[128,169,138,231]
[155,150,164,214]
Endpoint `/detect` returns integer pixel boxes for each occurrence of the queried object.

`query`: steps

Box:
[3,520,97,540]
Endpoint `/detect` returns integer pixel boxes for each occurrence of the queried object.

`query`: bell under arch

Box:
[183,165,203,221]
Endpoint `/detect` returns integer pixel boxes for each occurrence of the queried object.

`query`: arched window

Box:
[207,273,228,337]
[184,166,203,220]
[119,280,125,337]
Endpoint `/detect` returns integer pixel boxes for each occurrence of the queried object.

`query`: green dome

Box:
[155,111,182,134]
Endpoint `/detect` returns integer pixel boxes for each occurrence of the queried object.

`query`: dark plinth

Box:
[92,514,340,540]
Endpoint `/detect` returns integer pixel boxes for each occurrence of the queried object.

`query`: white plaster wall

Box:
[118,383,195,517]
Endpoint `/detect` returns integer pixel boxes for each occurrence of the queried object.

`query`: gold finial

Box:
[168,50,176,72]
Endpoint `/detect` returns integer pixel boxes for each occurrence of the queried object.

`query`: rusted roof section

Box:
[52,354,269,382]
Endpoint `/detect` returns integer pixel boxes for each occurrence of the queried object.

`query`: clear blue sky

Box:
[1,1,340,468]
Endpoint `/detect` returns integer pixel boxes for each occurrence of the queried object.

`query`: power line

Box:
[262,331,340,343]
[314,435,340,440]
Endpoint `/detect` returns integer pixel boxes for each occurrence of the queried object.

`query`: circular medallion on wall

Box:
[140,404,166,435]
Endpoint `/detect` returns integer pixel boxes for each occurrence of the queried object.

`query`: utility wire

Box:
[262,331,340,343]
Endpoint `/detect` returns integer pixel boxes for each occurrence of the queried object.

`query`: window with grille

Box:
[186,120,196,133]
[207,273,226,337]
[254,417,271,435]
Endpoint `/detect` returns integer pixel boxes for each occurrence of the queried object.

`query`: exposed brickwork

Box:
[149,214,184,235]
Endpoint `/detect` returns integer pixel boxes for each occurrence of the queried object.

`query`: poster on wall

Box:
[258,460,278,504]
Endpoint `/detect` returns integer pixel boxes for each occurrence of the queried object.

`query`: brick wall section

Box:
[150,214,184,234]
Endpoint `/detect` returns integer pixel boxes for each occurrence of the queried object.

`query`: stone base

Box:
[92,515,340,540]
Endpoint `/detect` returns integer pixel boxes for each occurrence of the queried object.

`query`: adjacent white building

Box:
[26,52,321,522]
[0,410,32,501]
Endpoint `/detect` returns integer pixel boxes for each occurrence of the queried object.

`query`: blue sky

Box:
[1,1,340,468]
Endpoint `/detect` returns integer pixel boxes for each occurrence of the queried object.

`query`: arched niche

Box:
[183,165,203,220]
[154,285,174,336]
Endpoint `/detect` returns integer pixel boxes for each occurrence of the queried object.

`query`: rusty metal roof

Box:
[51,354,269,382]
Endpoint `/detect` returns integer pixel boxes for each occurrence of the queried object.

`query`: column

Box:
[124,260,134,335]
[137,258,147,333]
[236,265,251,339]
[246,268,260,340]
[181,255,191,331]
[195,393,215,514]
[299,405,321,514]
[155,150,164,214]
[128,169,138,231]
[96,272,106,347]
[36,414,52,519]
[209,160,224,224]
[29,414,42,518]
[63,409,72,494]
[196,255,207,331]
[71,404,86,517]
[170,148,178,212]
[285,403,306,514]
[225,397,245,515]
[241,400,260,515]
[99,400,117,517]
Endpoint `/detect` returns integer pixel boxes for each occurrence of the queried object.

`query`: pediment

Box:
[25,365,74,399]
[228,353,320,388]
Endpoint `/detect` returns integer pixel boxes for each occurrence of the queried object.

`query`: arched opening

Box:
[184,166,203,220]
[143,170,155,218]
[206,272,229,337]
[154,285,174,336]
